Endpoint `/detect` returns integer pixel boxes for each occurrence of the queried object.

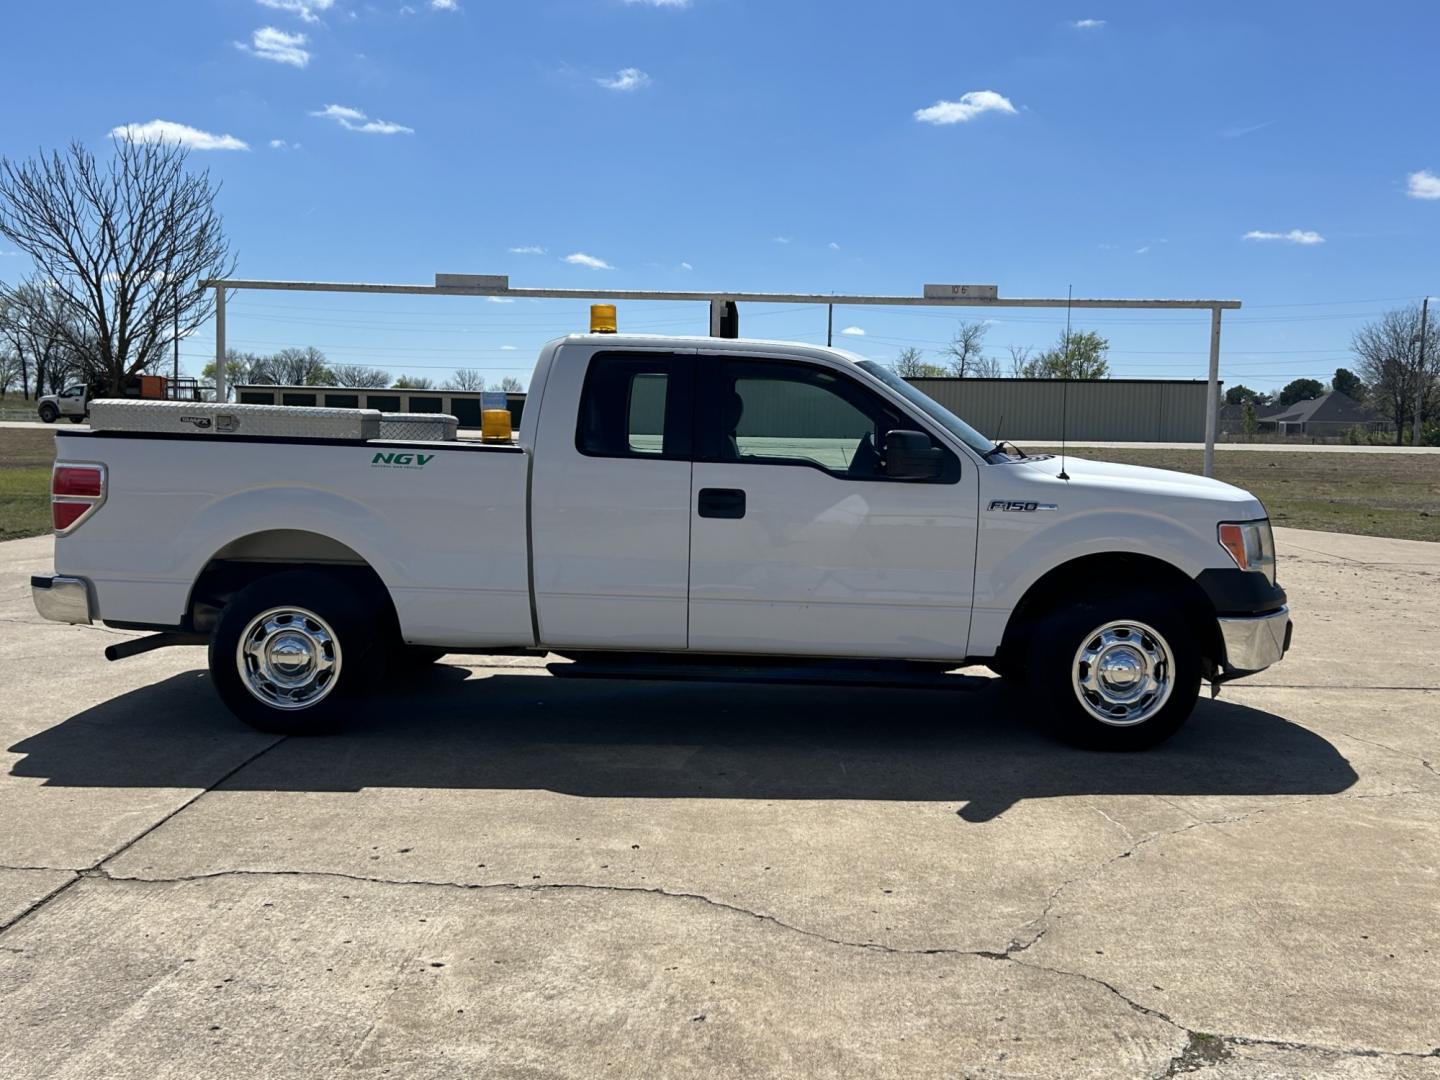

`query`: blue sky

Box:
[3,0,1438,393]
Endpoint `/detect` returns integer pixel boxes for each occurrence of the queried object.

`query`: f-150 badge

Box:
[988,500,1058,512]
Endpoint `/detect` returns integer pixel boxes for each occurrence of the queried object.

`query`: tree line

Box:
[892,321,1111,380]
[204,349,524,397]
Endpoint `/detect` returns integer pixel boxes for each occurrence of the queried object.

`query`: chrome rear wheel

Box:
[236,606,343,711]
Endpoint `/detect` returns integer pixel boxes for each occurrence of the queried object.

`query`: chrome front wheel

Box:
[236,606,343,711]
[1071,619,1175,727]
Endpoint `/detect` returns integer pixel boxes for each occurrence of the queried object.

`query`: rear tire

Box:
[38,404,57,423]
[68,414,86,424]
[209,571,382,735]
[1025,588,1200,750]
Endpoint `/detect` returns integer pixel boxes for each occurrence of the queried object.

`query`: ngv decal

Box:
[988,500,1057,512]
[371,452,435,469]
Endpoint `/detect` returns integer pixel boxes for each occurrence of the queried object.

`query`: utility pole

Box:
[173,304,180,395]
[1415,296,1429,447]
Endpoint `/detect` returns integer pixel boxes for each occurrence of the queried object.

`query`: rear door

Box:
[687,355,978,660]
[529,348,695,649]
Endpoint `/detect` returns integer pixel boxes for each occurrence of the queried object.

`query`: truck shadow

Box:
[8,666,1358,822]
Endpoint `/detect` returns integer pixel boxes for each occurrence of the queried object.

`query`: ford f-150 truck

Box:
[31,333,1291,749]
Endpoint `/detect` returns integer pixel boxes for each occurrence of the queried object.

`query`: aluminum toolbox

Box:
[377,413,459,441]
[88,399,383,440]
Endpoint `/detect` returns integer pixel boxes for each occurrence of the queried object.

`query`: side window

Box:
[707,361,915,479]
[577,353,691,460]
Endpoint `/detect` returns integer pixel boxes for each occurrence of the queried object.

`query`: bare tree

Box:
[392,375,435,390]
[0,280,76,399]
[892,346,947,378]
[0,349,21,397]
[971,353,1003,378]
[269,346,332,386]
[1006,345,1031,378]
[0,134,235,395]
[444,367,486,391]
[942,320,989,377]
[1352,305,1440,445]
[498,376,525,393]
[329,363,391,389]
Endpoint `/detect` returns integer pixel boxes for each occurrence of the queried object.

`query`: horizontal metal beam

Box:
[200,279,1242,310]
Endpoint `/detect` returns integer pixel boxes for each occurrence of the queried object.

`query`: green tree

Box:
[1226,384,1266,406]
[1330,367,1366,402]
[392,375,435,389]
[1021,329,1110,379]
[1277,378,1325,407]
[1242,398,1258,438]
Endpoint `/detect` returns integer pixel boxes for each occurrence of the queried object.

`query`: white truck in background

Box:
[32,333,1291,749]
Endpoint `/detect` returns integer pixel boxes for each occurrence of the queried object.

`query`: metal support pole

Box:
[827,303,833,347]
[214,286,226,403]
[1204,306,1222,477]
[172,304,179,393]
[708,297,722,337]
[1415,296,1429,447]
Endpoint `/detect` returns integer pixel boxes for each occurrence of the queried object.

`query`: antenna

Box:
[1058,284,1071,480]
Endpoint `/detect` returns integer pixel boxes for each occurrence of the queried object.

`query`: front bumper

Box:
[31,574,94,625]
[1218,605,1291,673]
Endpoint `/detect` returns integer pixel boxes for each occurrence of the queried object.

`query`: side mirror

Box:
[884,430,944,480]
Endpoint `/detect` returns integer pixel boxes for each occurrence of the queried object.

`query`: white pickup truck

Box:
[32,333,1291,749]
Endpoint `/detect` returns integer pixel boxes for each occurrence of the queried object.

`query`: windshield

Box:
[856,361,995,457]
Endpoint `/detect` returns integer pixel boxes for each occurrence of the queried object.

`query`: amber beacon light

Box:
[590,304,618,333]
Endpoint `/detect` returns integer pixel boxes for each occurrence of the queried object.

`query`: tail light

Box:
[52,463,106,534]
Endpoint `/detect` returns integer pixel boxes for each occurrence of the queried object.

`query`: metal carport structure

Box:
[201,275,1242,476]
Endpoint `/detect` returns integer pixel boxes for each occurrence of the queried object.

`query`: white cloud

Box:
[256,0,334,23]
[500,345,518,350]
[431,0,459,9]
[597,67,651,92]
[679,261,693,271]
[1071,18,1105,28]
[1134,245,1150,255]
[840,326,865,336]
[625,0,690,6]
[914,90,1017,125]
[311,103,414,134]
[1407,170,1440,200]
[772,235,792,244]
[110,120,249,151]
[563,252,614,270]
[1221,120,1276,139]
[828,241,841,250]
[508,245,545,254]
[1243,229,1325,245]
[486,296,515,303]
[237,26,310,67]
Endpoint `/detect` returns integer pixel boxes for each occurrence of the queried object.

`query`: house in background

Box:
[1256,391,1392,437]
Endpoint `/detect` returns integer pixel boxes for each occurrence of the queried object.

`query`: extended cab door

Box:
[688,355,978,660]
[529,348,695,649]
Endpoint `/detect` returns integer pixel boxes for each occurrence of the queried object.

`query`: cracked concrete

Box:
[1,525,1438,1078]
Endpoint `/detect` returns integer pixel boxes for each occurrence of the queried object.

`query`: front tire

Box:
[38,404,57,423]
[209,571,382,734]
[1027,589,1201,750]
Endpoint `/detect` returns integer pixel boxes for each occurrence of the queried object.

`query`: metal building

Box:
[907,378,1219,443]
[234,385,526,430]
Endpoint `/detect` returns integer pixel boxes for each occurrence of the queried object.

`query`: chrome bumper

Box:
[31,575,94,625]
[1218,605,1291,673]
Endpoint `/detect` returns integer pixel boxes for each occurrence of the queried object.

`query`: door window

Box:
[61,385,85,398]
[576,353,692,460]
[702,359,945,481]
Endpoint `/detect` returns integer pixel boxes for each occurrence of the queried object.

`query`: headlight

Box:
[1218,520,1276,585]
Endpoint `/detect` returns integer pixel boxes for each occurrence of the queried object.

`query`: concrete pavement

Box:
[1,528,1437,1078]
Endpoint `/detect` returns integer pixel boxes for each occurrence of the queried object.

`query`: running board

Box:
[545,658,986,692]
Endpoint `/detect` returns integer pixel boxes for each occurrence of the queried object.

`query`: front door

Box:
[530,349,694,650]
[688,356,978,660]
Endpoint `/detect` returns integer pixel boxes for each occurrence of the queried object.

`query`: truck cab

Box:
[37,383,90,424]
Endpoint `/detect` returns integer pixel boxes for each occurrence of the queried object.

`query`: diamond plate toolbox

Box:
[88,399,383,440]
[376,413,459,441]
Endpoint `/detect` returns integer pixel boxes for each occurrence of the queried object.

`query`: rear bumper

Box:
[31,574,94,625]
[1218,606,1291,673]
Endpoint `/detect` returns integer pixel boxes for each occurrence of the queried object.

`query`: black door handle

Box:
[698,488,746,519]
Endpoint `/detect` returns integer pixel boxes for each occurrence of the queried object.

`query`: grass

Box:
[1027,446,1440,543]
[2,426,1437,544]
[0,427,55,541]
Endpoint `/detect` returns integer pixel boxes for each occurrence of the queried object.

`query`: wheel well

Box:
[186,530,398,636]
[999,552,1223,675]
